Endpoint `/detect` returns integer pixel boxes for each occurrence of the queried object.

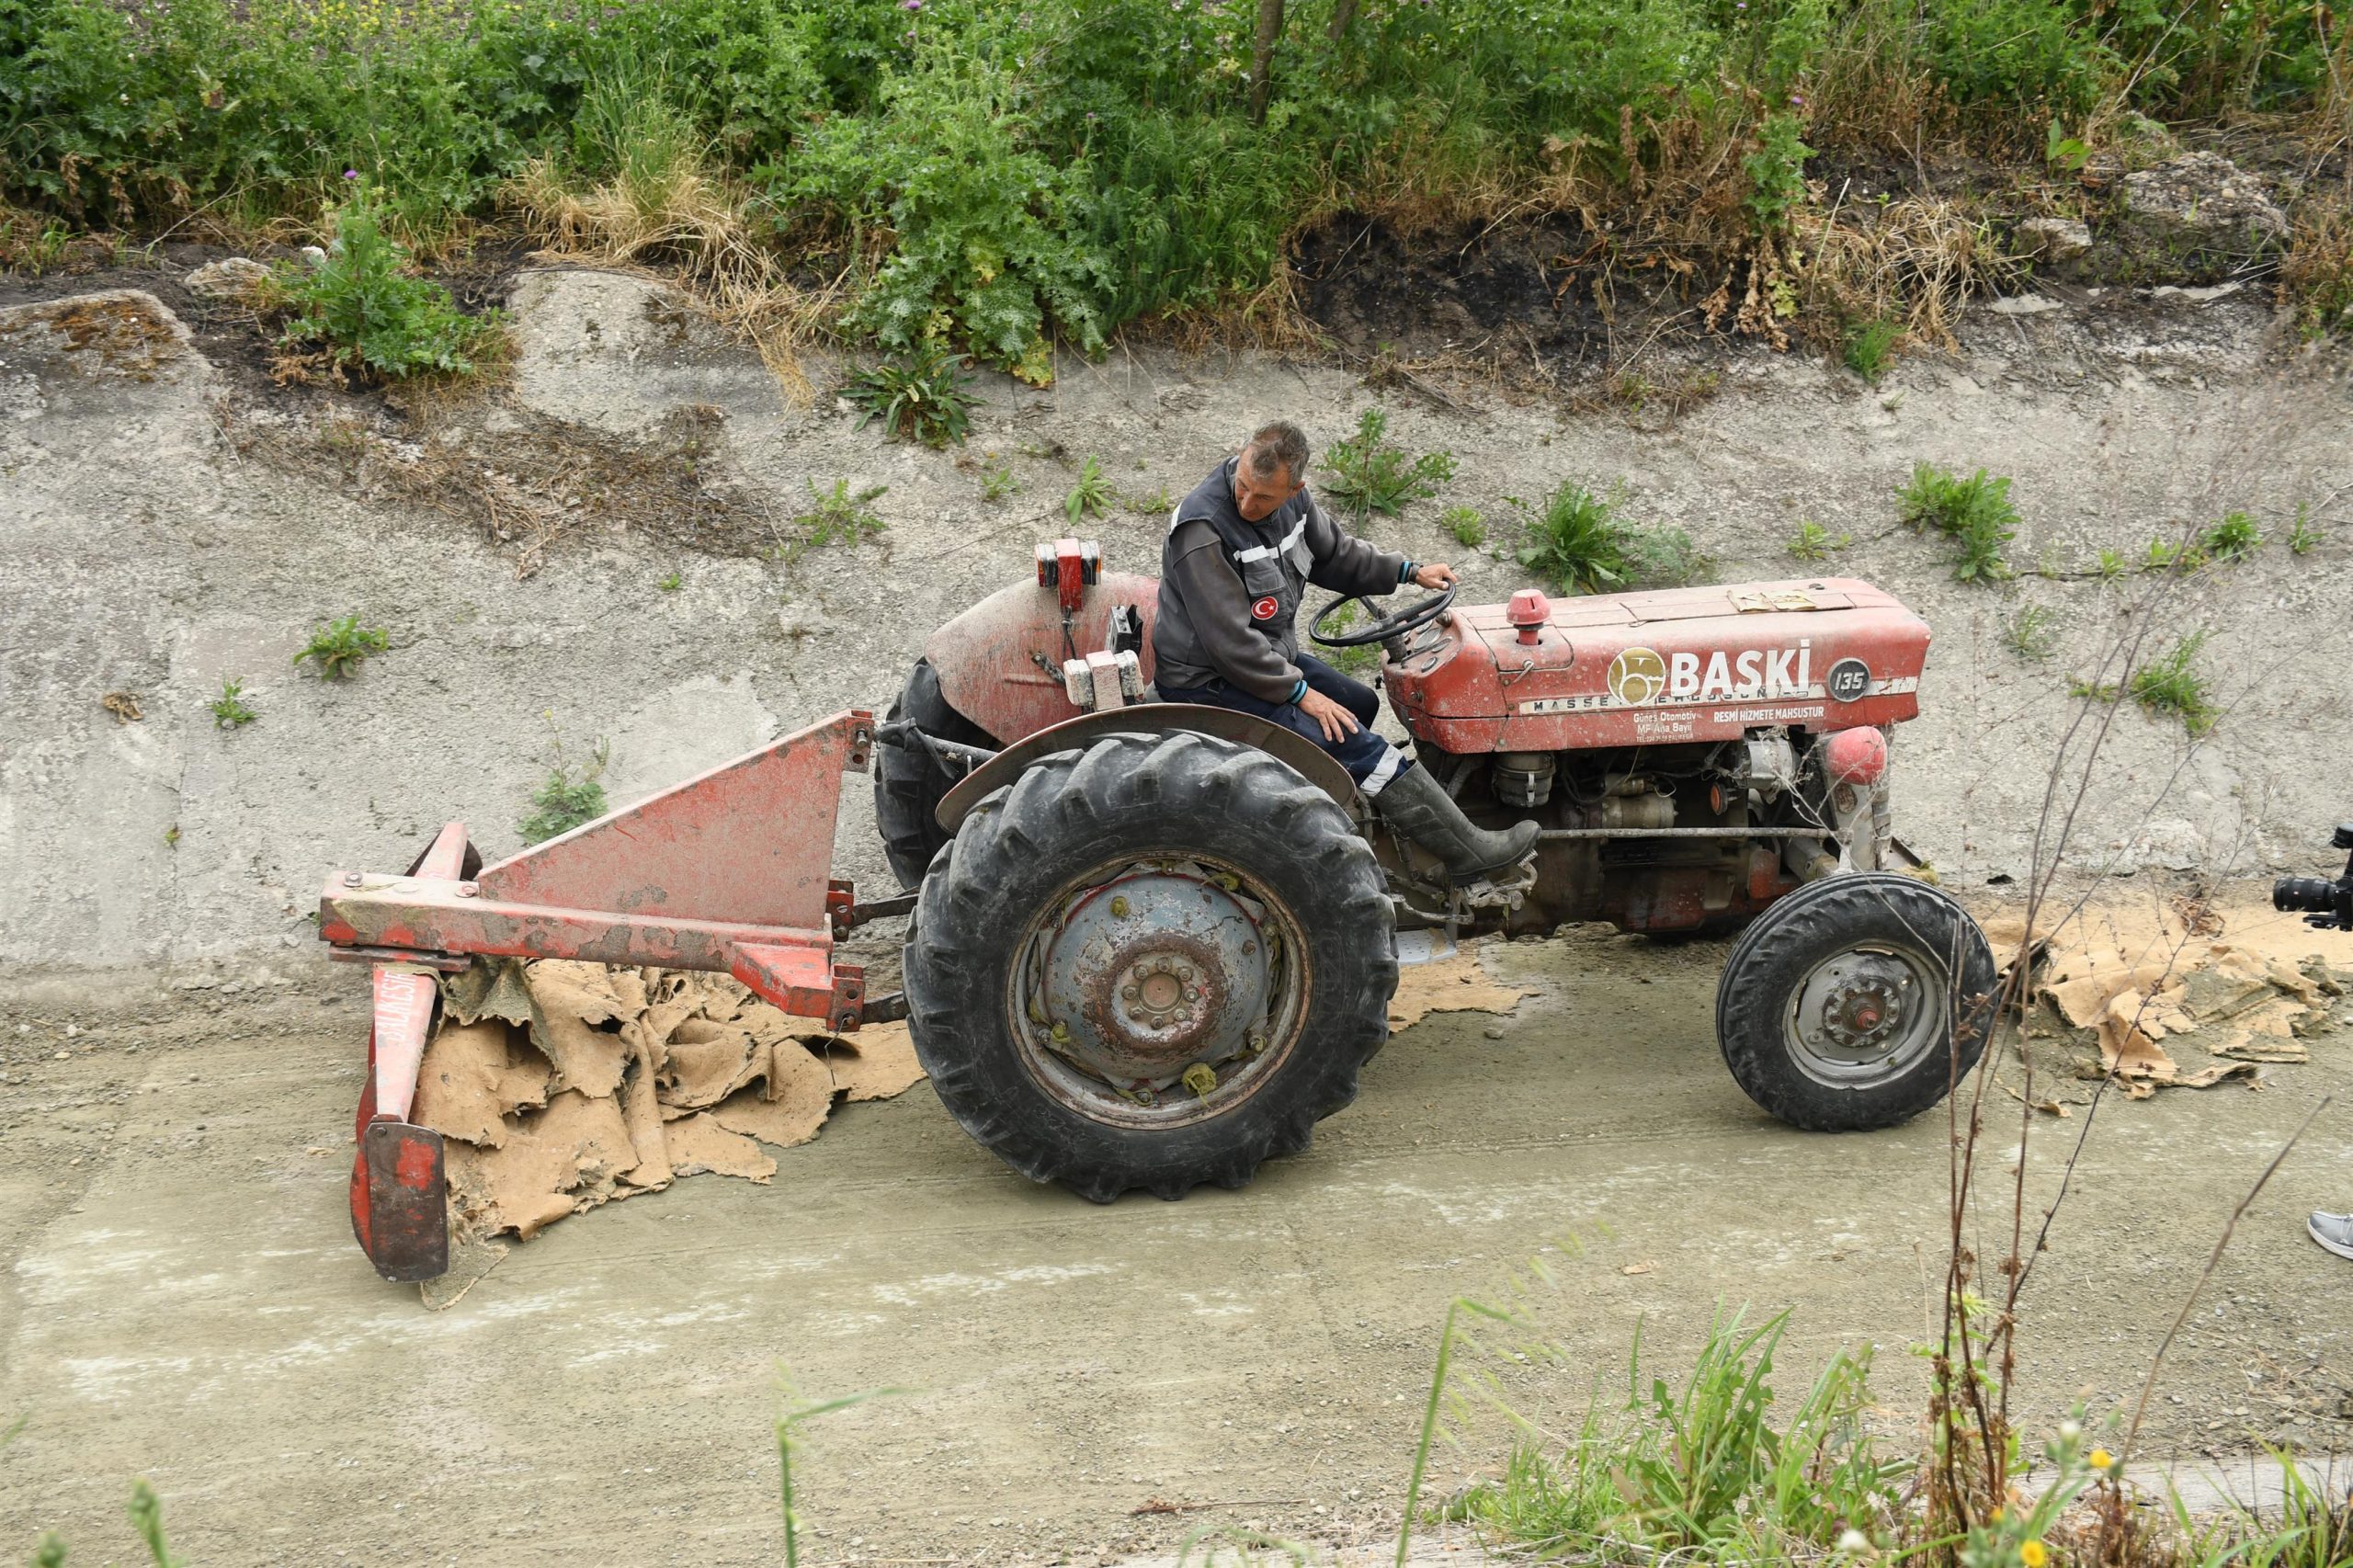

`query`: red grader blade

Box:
[319,710,885,1282]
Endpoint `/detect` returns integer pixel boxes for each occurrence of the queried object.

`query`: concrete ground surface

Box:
[4,929,2348,1564]
[6,261,2353,1563]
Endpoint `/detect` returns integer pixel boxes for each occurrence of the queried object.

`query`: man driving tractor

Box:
[1154,419,1540,884]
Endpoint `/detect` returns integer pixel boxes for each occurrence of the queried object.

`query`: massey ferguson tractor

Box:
[321,538,1994,1279]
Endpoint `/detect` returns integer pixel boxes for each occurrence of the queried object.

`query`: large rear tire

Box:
[874,657,995,891]
[904,731,1396,1200]
[1715,871,1996,1131]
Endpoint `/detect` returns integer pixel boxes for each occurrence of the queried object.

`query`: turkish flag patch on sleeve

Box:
[1251,596,1279,621]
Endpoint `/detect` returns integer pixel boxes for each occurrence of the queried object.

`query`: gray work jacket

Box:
[1153,457,1407,703]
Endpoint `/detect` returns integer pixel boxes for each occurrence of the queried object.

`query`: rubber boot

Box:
[1374,765,1540,884]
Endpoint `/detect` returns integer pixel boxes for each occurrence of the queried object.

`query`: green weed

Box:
[777,1371,902,1568]
[1516,482,1702,594]
[658,569,682,592]
[292,615,387,680]
[518,722,609,845]
[126,1478,183,1568]
[979,455,1019,503]
[1897,462,2018,584]
[1620,520,1709,587]
[1741,112,1813,234]
[1064,455,1116,523]
[1842,318,1901,384]
[1787,519,1850,561]
[843,343,975,449]
[2069,676,2122,702]
[2200,509,2261,562]
[2096,547,2131,581]
[2003,604,2059,660]
[209,677,258,729]
[1518,482,1630,594]
[1440,505,1486,549]
[1320,408,1456,519]
[2145,534,2187,572]
[2288,504,2322,556]
[1444,1307,1906,1561]
[781,479,888,562]
[1123,483,1174,516]
[277,182,501,381]
[2130,631,2220,735]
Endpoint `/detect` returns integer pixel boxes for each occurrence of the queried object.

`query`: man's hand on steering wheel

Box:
[1410,562,1459,591]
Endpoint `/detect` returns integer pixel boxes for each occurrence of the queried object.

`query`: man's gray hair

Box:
[1243,420,1310,484]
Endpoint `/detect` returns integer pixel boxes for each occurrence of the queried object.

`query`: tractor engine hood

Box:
[1381,577,1930,753]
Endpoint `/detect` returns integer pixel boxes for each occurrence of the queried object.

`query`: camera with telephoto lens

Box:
[2273,823,2353,931]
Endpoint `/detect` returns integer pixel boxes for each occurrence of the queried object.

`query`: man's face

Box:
[1232,450,1301,522]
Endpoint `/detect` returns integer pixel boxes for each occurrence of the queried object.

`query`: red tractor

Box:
[872,540,1995,1201]
[321,539,1994,1278]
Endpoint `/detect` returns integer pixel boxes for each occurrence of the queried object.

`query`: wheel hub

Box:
[1794,953,1920,1067]
[1820,975,1904,1051]
[1031,869,1271,1091]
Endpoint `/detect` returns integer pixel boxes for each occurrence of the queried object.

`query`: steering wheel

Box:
[1308,584,1458,649]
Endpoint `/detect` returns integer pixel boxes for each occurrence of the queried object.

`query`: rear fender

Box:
[924,572,1161,744]
[935,704,1359,834]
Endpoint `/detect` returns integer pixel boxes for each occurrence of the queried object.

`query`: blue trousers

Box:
[1159,653,1414,796]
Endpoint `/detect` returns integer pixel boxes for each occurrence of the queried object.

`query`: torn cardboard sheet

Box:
[415,958,928,1295]
[1388,944,1531,1031]
[1978,893,2342,1095]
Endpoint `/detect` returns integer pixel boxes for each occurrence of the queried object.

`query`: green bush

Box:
[789,51,1108,383]
[1741,112,1813,233]
[0,0,2340,367]
[278,183,502,379]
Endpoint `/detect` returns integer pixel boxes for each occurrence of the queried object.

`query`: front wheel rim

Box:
[1007,853,1311,1129]
[1781,940,1949,1089]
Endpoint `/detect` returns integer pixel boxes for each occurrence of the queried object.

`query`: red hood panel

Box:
[1383,577,1929,751]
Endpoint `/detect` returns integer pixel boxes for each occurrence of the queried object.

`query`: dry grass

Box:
[1120,256,1331,358]
[1798,193,2015,348]
[506,149,833,403]
[228,396,766,578]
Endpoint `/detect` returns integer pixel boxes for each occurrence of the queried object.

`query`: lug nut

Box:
[1123,984,1138,1000]
[1110,895,1130,917]
[343,872,363,888]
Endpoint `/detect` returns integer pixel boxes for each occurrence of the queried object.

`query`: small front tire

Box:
[1715,871,1996,1131]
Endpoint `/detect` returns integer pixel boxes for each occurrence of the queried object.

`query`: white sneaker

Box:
[2308,1211,2353,1261]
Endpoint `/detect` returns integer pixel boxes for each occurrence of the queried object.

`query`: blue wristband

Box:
[1288,678,1308,705]
[1399,559,1416,584]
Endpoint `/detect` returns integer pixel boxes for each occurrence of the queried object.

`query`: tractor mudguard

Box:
[924,571,1162,745]
[935,704,1358,834]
